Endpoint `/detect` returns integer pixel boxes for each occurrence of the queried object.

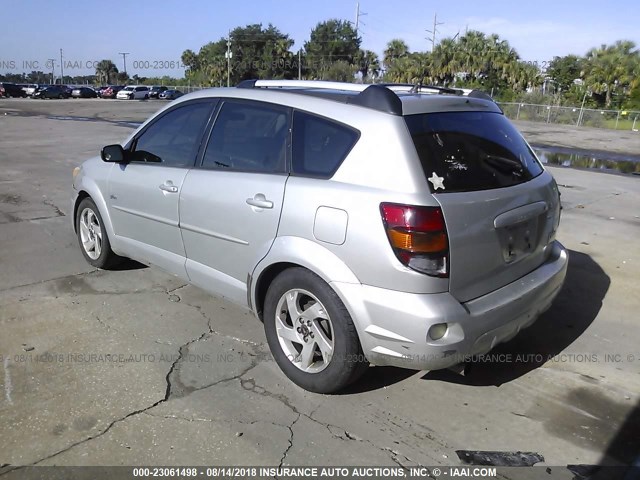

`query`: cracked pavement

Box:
[1,99,639,476]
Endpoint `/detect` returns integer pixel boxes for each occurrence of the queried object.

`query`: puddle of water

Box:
[47,115,91,121]
[534,147,640,176]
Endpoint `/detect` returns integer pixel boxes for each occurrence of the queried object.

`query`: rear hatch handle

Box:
[494,201,548,229]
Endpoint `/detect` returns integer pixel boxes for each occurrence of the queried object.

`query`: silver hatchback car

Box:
[71,80,568,393]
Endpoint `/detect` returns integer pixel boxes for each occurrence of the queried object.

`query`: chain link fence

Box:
[499,102,640,131]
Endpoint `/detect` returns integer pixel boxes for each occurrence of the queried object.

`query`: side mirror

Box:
[101,144,126,163]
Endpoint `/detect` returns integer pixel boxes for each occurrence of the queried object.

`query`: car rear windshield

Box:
[404,111,544,193]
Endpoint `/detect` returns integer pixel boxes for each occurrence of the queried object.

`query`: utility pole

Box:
[47,58,56,84]
[298,49,302,80]
[355,2,367,36]
[118,52,130,76]
[425,13,444,52]
[225,32,232,87]
[60,49,64,85]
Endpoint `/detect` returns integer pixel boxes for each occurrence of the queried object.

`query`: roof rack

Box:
[235,79,496,115]
[237,79,369,92]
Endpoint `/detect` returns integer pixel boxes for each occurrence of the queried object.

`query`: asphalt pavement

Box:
[0,98,639,478]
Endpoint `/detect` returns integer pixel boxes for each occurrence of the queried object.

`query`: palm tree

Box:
[431,38,457,85]
[181,49,200,74]
[383,39,409,70]
[583,41,638,107]
[95,60,118,85]
[355,50,380,82]
[456,31,487,78]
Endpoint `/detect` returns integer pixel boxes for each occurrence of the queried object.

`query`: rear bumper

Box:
[332,241,568,370]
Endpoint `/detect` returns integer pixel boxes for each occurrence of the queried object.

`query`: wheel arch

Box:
[251,236,361,321]
[73,182,117,249]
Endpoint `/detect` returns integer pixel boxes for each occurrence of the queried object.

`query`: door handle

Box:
[246,193,273,209]
[159,182,178,193]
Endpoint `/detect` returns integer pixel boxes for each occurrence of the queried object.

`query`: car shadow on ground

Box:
[338,366,418,394]
[110,259,148,271]
[422,249,610,387]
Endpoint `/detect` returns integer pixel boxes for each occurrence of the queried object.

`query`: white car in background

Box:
[116,85,150,100]
[24,84,40,96]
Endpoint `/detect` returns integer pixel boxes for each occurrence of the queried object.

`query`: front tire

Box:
[263,268,368,393]
[76,198,122,269]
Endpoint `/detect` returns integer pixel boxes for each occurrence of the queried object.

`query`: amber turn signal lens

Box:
[387,229,447,253]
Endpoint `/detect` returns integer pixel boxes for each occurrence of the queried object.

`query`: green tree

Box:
[384,52,431,84]
[547,55,582,92]
[95,60,119,85]
[304,19,361,79]
[230,24,294,81]
[323,60,357,82]
[383,39,409,70]
[181,49,200,74]
[431,38,457,84]
[355,49,380,82]
[583,40,639,107]
[26,71,49,83]
[181,24,295,85]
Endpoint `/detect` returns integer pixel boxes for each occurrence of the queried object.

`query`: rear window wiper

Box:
[481,154,524,177]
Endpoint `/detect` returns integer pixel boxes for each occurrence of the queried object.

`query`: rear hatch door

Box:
[405,110,561,303]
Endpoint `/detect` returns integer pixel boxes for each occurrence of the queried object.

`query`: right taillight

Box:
[380,203,449,277]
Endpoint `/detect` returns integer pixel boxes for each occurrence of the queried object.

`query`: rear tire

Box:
[75,198,123,269]
[263,267,368,393]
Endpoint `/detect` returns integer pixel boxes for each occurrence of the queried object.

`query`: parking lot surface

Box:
[0,98,639,476]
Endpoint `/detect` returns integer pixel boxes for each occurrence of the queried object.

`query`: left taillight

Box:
[380,203,449,277]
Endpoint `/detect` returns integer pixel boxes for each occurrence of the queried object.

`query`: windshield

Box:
[405,111,544,193]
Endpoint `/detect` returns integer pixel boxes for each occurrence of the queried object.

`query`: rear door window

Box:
[202,100,290,173]
[404,111,543,193]
[291,111,359,178]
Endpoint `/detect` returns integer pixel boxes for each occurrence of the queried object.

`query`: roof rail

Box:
[236,79,402,114]
[234,79,496,115]
[237,79,369,92]
[378,83,463,95]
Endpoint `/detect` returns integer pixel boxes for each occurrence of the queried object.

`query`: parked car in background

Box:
[158,89,184,100]
[148,86,169,99]
[33,85,70,99]
[116,85,150,100]
[96,86,109,98]
[101,85,124,99]
[23,84,40,96]
[72,87,98,98]
[71,80,567,393]
[0,82,28,98]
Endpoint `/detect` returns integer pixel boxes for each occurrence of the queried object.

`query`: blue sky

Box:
[1,0,638,78]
